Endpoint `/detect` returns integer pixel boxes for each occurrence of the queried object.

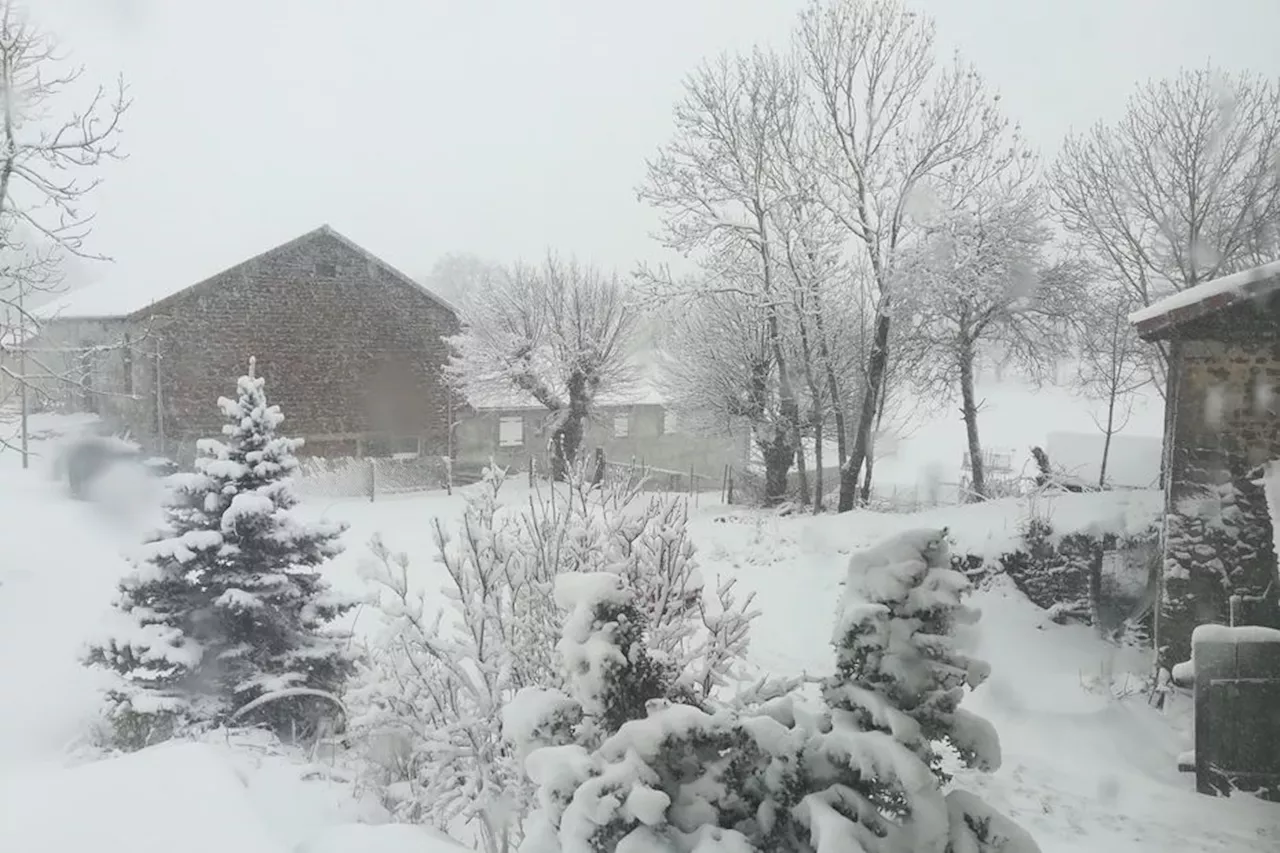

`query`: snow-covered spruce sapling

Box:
[86,359,356,747]
[515,529,1041,853]
[511,572,916,853]
[830,528,996,777]
[829,527,1040,852]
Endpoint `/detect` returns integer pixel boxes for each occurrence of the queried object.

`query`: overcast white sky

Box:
[34,0,1280,297]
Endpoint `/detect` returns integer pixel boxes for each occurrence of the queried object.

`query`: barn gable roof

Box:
[1129,260,1280,339]
[36,225,455,322]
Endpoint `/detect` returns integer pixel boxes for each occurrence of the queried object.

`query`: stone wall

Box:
[1162,329,1280,666]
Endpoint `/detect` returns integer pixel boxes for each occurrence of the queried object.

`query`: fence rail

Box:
[296,455,457,501]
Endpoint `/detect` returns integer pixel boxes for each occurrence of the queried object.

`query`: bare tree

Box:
[445,255,638,481]
[0,3,128,461]
[420,252,500,306]
[1053,65,1280,389]
[899,174,1083,500]
[1074,282,1148,489]
[799,0,1022,511]
[638,48,812,503]
[659,289,800,505]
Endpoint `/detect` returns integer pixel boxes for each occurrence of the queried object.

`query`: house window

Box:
[498,416,524,447]
[613,413,630,439]
[314,261,337,277]
[122,333,134,395]
[661,409,678,435]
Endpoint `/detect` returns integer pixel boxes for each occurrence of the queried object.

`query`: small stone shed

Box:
[1130,262,1280,666]
[29,225,460,466]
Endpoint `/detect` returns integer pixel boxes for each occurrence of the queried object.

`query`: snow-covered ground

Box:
[1,413,1277,852]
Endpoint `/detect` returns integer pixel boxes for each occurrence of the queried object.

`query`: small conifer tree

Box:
[87,358,355,746]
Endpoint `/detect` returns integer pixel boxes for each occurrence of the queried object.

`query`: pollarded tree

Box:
[445,256,639,480]
[87,359,355,747]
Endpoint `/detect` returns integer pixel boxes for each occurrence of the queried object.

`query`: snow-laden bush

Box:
[85,360,356,749]
[515,528,1039,853]
[348,461,757,853]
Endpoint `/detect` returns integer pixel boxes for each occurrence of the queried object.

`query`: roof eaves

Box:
[1129,266,1280,340]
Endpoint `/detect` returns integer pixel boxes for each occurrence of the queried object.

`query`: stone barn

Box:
[1131,261,1280,667]
[31,225,460,466]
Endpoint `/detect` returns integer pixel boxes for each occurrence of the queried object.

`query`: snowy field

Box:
[1,415,1278,852]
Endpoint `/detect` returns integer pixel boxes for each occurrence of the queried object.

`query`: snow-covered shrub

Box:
[86,360,356,749]
[347,466,532,853]
[349,461,755,853]
[964,498,1160,636]
[516,530,1039,853]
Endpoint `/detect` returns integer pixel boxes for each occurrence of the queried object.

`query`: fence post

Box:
[727,467,734,505]
[369,458,378,503]
[528,455,534,487]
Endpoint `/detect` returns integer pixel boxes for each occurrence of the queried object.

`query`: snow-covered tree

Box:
[799,0,1023,512]
[349,461,756,853]
[0,3,130,458]
[1053,65,1280,388]
[1073,282,1148,489]
[348,468,531,853]
[638,48,810,507]
[516,529,1039,853]
[659,292,797,506]
[898,179,1086,499]
[420,252,502,306]
[445,256,640,480]
[86,359,355,747]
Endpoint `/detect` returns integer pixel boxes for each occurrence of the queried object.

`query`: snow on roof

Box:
[35,225,454,321]
[1128,259,1280,336]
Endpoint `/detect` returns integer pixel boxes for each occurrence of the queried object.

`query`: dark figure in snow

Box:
[55,435,142,499]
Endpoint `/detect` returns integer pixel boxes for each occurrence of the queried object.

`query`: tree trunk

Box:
[794,442,811,506]
[814,315,847,469]
[858,378,889,505]
[838,305,892,512]
[1098,387,1117,490]
[551,375,590,481]
[812,419,824,513]
[959,342,986,502]
[760,432,795,507]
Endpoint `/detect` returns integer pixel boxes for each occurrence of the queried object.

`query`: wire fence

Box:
[295,455,468,501]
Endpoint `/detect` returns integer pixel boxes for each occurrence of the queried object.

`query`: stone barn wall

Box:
[1160,303,1280,666]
